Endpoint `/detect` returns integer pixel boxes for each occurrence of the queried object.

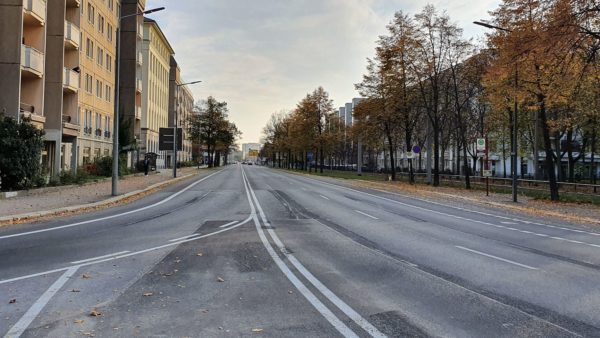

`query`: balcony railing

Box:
[137,51,143,65]
[23,0,46,25]
[138,23,143,38]
[64,20,80,49]
[136,78,142,93]
[63,67,79,92]
[135,106,142,120]
[21,44,44,77]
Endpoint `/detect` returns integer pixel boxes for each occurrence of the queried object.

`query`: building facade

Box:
[140,18,174,168]
[168,56,195,164]
[77,0,118,166]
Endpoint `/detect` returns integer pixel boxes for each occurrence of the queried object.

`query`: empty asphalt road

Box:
[2,164,600,337]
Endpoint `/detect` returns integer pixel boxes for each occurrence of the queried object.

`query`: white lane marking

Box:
[273,172,600,249]
[455,246,538,270]
[0,169,225,240]
[501,222,517,225]
[219,220,239,228]
[4,266,79,338]
[242,167,386,338]
[319,195,330,200]
[354,210,379,220]
[0,215,253,286]
[168,234,201,242]
[274,170,600,238]
[70,251,130,264]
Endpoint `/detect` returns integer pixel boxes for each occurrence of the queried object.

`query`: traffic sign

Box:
[483,169,493,177]
[412,145,421,154]
[159,127,183,151]
[476,138,486,151]
[406,151,414,159]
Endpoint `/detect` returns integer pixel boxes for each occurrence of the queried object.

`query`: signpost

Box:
[159,128,183,151]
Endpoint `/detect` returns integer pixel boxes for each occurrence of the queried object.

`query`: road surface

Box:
[1,164,600,337]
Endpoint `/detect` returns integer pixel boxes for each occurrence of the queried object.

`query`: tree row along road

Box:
[1,164,600,337]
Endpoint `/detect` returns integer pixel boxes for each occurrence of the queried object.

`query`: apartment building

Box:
[77,0,119,165]
[118,0,145,168]
[168,56,195,164]
[140,18,174,168]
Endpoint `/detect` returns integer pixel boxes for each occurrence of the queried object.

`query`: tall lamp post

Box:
[112,7,165,196]
[173,80,202,178]
[473,20,519,203]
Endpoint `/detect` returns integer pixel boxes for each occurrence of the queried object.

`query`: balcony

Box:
[64,21,80,50]
[135,106,142,120]
[62,115,79,137]
[138,23,143,38]
[23,0,46,26]
[63,67,79,93]
[65,0,80,8]
[137,51,143,66]
[136,78,142,93]
[21,44,44,78]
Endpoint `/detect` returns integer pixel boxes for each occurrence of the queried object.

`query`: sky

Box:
[145,0,501,145]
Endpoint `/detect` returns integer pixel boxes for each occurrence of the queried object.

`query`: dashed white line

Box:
[219,220,239,228]
[71,251,130,264]
[354,210,379,220]
[168,234,201,242]
[320,195,330,200]
[456,246,538,270]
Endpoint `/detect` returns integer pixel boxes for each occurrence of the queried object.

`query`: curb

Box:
[0,171,202,227]
[283,169,600,226]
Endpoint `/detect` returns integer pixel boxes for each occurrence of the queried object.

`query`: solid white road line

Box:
[219,220,239,228]
[0,169,225,240]
[319,195,330,200]
[70,251,130,264]
[242,167,386,338]
[240,170,359,338]
[354,210,379,220]
[0,215,253,286]
[4,266,79,338]
[455,246,538,270]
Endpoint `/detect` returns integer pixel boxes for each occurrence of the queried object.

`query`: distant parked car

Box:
[248,162,253,165]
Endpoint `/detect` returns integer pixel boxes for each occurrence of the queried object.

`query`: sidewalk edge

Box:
[0,172,200,227]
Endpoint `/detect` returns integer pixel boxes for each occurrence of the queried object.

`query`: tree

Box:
[0,115,45,191]
[187,96,237,168]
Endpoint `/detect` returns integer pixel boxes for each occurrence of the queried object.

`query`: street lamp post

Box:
[474,20,519,202]
[112,7,165,196]
[173,80,202,178]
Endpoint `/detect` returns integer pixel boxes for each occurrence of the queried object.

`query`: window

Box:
[98,14,104,33]
[107,24,113,41]
[86,38,93,59]
[106,54,112,72]
[83,109,92,134]
[105,84,111,102]
[96,80,103,98]
[97,47,103,66]
[108,0,114,11]
[85,74,93,94]
[87,4,95,24]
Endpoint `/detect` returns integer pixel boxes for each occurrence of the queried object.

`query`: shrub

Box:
[0,115,45,191]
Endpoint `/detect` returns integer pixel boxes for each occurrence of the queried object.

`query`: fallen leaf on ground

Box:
[89,309,102,317]
[74,319,84,324]
[196,253,203,256]
[8,299,16,304]
[70,289,81,292]
[252,328,264,333]
[82,273,91,279]
[217,277,225,282]
[142,292,153,297]
[288,290,293,294]
[174,259,182,263]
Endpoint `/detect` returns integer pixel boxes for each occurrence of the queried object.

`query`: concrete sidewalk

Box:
[0,167,209,220]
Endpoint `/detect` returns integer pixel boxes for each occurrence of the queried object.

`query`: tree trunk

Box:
[538,95,559,201]
[433,121,440,186]
[387,132,396,181]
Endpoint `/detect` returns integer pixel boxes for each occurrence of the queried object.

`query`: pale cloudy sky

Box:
[145,0,500,145]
